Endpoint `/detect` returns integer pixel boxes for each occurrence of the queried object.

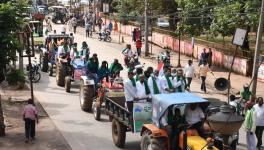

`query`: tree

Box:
[0,0,28,82]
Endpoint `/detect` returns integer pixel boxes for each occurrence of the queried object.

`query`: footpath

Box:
[106,30,264,99]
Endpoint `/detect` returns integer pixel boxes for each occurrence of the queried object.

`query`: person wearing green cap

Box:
[124,71,137,113]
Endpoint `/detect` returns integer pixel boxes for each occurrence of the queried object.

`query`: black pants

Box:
[200,76,206,93]
[25,118,35,139]
[73,26,77,33]
[190,121,204,138]
[255,126,264,148]
[86,30,90,37]
[186,77,192,88]
[126,101,134,131]
[137,48,141,56]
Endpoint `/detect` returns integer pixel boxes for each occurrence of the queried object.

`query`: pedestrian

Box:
[85,21,91,38]
[199,48,207,66]
[132,28,136,42]
[108,21,113,34]
[97,17,103,31]
[23,99,38,143]
[161,67,175,93]
[136,39,142,57]
[243,101,257,150]
[184,60,195,90]
[254,97,264,149]
[207,48,213,68]
[71,16,77,34]
[198,61,212,93]
[173,68,187,93]
[114,20,118,33]
[68,17,73,32]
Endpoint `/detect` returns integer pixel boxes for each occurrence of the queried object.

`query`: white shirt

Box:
[57,46,65,56]
[160,76,173,93]
[148,75,162,95]
[124,79,136,102]
[173,77,185,92]
[136,81,150,100]
[254,104,264,126]
[185,106,204,125]
[184,64,195,78]
[123,49,134,58]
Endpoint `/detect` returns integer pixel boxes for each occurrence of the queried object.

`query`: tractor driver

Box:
[57,41,70,58]
[184,103,205,137]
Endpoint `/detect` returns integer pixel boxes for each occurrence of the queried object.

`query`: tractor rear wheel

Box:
[112,119,126,148]
[65,76,71,93]
[56,62,66,87]
[41,52,49,72]
[79,80,94,112]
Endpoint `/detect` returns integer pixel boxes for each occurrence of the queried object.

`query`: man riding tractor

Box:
[109,59,123,78]
[140,93,219,150]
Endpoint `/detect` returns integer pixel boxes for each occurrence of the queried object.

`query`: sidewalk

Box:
[108,30,264,99]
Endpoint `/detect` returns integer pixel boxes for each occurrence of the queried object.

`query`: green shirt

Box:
[109,63,123,74]
[240,90,252,101]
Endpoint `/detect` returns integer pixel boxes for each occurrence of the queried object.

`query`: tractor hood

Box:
[152,93,208,128]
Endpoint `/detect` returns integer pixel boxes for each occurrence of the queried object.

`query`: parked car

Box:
[157,18,170,28]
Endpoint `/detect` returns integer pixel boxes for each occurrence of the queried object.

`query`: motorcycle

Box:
[98,30,112,42]
[26,58,41,83]
[157,50,171,68]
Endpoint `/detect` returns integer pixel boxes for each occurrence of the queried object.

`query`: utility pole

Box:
[144,0,149,57]
[251,0,264,98]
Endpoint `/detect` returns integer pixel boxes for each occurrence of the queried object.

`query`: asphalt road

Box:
[32,24,248,150]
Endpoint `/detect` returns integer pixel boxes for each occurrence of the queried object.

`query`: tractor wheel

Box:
[65,76,71,93]
[41,52,49,72]
[56,62,66,87]
[112,119,126,148]
[79,80,94,112]
[141,131,152,150]
[93,103,101,121]
[151,137,165,150]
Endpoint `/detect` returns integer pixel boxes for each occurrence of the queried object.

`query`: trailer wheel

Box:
[112,119,126,148]
[65,76,71,93]
[79,79,94,112]
[93,102,101,121]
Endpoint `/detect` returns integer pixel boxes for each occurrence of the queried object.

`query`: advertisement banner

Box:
[133,102,152,133]
[258,64,264,82]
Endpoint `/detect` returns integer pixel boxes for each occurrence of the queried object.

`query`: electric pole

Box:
[144,0,149,57]
[251,0,264,98]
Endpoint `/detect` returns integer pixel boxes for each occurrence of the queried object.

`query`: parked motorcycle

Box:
[26,59,41,83]
[98,30,112,42]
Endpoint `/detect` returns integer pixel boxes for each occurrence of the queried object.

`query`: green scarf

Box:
[144,80,151,95]
[245,108,255,130]
[135,74,140,81]
[165,75,173,89]
[176,76,186,92]
[152,76,160,94]
[130,78,136,87]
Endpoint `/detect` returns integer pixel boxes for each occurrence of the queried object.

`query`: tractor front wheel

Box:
[141,131,165,150]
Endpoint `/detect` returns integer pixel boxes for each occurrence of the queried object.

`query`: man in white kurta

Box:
[160,68,174,93]
[136,74,151,101]
[124,71,137,112]
[148,70,162,96]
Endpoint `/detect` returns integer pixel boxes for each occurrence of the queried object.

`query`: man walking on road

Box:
[243,101,257,150]
[23,99,38,143]
[198,61,212,93]
[254,97,264,149]
[71,16,77,34]
[148,70,161,96]
[184,60,195,90]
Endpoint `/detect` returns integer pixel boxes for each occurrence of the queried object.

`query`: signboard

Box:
[103,3,109,13]
[258,63,264,82]
[232,28,247,46]
[133,102,152,133]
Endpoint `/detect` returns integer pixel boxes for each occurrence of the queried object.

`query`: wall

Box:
[106,19,256,79]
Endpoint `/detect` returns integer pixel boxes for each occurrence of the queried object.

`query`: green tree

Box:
[0,0,28,82]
